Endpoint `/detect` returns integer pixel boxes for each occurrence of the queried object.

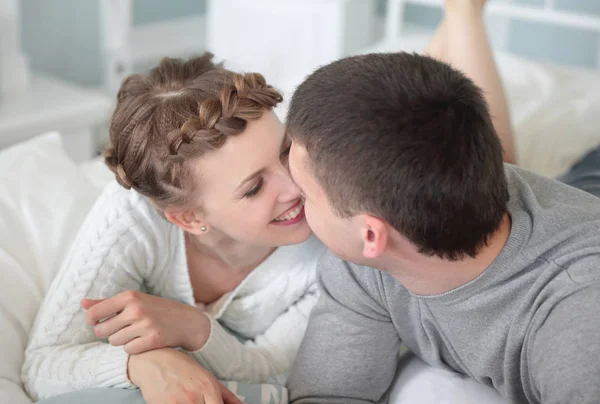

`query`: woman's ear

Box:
[164,207,207,235]
[360,214,389,259]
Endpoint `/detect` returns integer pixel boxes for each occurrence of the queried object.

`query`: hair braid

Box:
[105,53,282,208]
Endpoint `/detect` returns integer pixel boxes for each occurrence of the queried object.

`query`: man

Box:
[285,2,600,404]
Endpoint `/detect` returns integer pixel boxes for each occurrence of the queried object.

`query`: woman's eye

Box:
[244,178,264,198]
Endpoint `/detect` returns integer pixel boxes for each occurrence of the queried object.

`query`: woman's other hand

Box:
[128,347,244,404]
[82,290,211,354]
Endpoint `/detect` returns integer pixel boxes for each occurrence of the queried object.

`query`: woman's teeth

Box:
[273,201,304,222]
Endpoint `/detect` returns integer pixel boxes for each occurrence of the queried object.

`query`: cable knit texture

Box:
[21,181,324,401]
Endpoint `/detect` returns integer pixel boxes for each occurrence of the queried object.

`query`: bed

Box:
[2,7,600,404]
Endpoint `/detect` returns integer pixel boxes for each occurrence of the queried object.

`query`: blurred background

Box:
[1,0,599,173]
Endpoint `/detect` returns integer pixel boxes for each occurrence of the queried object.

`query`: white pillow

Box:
[0,132,102,404]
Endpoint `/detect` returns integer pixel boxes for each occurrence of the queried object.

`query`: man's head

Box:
[287,52,509,265]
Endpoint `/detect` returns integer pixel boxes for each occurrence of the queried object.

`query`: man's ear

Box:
[164,207,207,235]
[359,214,389,259]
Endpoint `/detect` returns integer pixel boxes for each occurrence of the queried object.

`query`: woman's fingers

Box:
[81,298,104,310]
[123,334,160,355]
[84,290,144,325]
[84,295,127,325]
[94,312,132,338]
[104,324,140,347]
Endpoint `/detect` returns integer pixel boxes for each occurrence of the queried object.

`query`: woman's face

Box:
[190,110,312,247]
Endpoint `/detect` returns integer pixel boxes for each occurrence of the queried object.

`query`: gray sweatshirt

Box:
[288,166,600,404]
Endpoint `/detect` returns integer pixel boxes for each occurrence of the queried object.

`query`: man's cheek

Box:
[302,206,314,229]
[305,209,322,236]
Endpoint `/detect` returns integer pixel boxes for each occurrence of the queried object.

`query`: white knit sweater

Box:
[22,181,325,401]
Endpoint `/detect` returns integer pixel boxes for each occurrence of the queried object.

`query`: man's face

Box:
[288,140,365,263]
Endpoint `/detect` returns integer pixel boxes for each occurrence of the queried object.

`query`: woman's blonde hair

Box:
[104,52,283,207]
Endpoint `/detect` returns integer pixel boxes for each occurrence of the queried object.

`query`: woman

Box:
[23,53,325,404]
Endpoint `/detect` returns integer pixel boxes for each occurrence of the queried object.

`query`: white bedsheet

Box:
[389,352,506,404]
[2,47,600,403]
[496,51,600,178]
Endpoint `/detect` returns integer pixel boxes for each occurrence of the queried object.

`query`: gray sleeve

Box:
[288,256,401,404]
[529,285,600,404]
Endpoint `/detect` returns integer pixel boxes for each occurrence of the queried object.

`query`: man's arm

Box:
[529,285,600,404]
[288,255,401,404]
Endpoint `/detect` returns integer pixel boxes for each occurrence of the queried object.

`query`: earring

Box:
[201,226,207,232]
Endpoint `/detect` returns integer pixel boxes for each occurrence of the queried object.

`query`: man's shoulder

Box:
[506,166,600,255]
[535,283,600,343]
[506,165,600,216]
[528,282,600,402]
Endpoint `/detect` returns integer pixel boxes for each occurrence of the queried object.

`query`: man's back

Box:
[289,165,600,404]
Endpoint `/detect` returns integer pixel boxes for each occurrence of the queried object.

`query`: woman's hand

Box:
[128,348,243,404]
[82,290,211,354]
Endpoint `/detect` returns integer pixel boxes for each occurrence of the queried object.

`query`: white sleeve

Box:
[22,187,152,401]
[190,285,319,383]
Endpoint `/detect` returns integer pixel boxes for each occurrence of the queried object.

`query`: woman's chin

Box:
[269,219,313,246]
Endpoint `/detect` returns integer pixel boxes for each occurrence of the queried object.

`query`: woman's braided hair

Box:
[104,53,283,207]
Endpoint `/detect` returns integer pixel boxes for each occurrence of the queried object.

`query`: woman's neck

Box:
[184,232,276,304]
[185,231,276,274]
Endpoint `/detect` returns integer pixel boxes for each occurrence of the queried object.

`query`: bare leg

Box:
[423,0,516,164]
[423,18,448,61]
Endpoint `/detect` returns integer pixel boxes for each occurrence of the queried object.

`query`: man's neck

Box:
[380,213,512,296]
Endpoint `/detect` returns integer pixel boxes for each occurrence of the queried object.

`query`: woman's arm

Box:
[22,186,151,401]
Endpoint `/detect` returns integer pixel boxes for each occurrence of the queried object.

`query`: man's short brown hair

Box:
[287,52,509,261]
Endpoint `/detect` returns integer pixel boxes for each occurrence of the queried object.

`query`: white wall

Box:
[21,0,206,87]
